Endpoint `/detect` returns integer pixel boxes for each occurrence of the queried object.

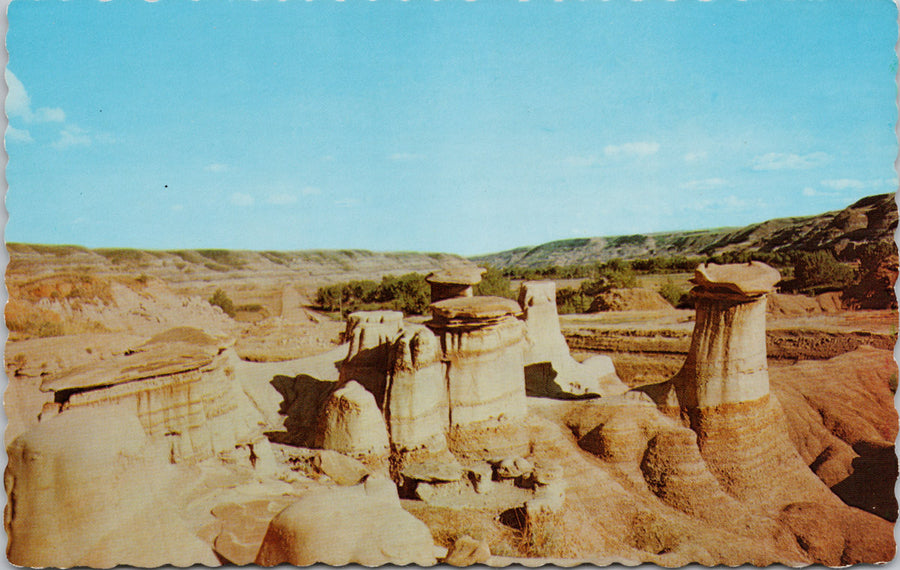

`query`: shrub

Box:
[474,266,514,298]
[792,251,855,294]
[209,288,236,317]
[658,278,688,307]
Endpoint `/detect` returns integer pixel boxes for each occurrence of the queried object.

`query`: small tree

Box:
[474,265,514,298]
[209,288,236,317]
[792,251,854,294]
[658,277,688,308]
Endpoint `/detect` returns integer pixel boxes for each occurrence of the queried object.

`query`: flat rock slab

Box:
[430,296,522,321]
[426,266,487,285]
[211,497,296,565]
[692,262,781,296]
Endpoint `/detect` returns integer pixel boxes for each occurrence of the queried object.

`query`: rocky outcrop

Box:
[386,325,449,453]
[519,281,626,398]
[255,477,436,566]
[426,266,486,302]
[428,296,528,429]
[316,380,390,458]
[40,327,271,465]
[5,406,217,567]
[339,311,404,403]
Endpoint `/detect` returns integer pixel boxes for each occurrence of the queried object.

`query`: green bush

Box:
[791,251,855,294]
[209,288,236,317]
[658,277,688,307]
[474,266,515,298]
[314,273,431,315]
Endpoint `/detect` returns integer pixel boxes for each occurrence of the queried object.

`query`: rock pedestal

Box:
[672,262,781,410]
[427,296,527,428]
[519,281,626,398]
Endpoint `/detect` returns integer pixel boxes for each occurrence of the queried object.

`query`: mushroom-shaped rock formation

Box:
[427,296,528,429]
[632,262,896,561]
[5,406,217,567]
[518,281,627,398]
[316,380,391,458]
[426,266,487,302]
[387,325,449,453]
[40,326,270,465]
[255,477,436,566]
[639,262,780,411]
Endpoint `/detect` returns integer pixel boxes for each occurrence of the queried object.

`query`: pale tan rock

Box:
[387,325,449,452]
[692,261,782,297]
[316,380,390,458]
[519,281,627,398]
[428,296,527,429]
[5,406,217,567]
[41,327,268,464]
[313,449,371,485]
[339,311,404,404]
[466,463,494,494]
[444,535,491,566]
[255,477,436,566]
[496,456,534,479]
[426,266,487,302]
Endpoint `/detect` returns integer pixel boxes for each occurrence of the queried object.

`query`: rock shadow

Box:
[266,374,339,447]
[830,442,898,522]
[524,362,599,401]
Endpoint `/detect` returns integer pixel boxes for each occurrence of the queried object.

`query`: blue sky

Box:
[5,0,897,256]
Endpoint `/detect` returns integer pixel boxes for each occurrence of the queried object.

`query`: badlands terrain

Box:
[4,196,898,567]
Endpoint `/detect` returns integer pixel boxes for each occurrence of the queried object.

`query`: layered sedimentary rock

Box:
[315,380,390,458]
[255,477,436,566]
[426,266,486,302]
[427,296,528,428]
[519,281,626,398]
[386,325,449,452]
[40,327,269,464]
[339,311,404,403]
[5,406,217,567]
[632,262,895,563]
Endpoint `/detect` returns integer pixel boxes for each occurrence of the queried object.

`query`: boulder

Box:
[313,449,371,486]
[255,478,436,566]
[5,406,217,567]
[315,380,390,458]
[444,535,491,566]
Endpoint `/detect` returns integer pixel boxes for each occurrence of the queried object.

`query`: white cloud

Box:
[751,152,830,171]
[267,193,298,205]
[604,141,660,158]
[802,187,819,197]
[52,125,91,149]
[684,151,708,163]
[6,126,33,143]
[229,192,255,207]
[171,204,184,212]
[388,152,423,162]
[334,198,360,208]
[679,178,730,191]
[205,163,229,173]
[301,186,322,196]
[6,70,66,123]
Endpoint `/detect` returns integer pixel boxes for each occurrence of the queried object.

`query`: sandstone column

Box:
[672,262,782,410]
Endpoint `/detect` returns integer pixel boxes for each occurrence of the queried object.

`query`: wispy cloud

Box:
[301,186,321,196]
[679,178,730,191]
[688,194,765,212]
[7,126,33,143]
[52,125,92,149]
[171,204,184,212]
[205,163,229,173]
[751,152,830,171]
[604,141,660,158]
[683,151,708,163]
[335,198,360,208]
[6,70,66,124]
[388,152,423,162]
[229,192,255,207]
